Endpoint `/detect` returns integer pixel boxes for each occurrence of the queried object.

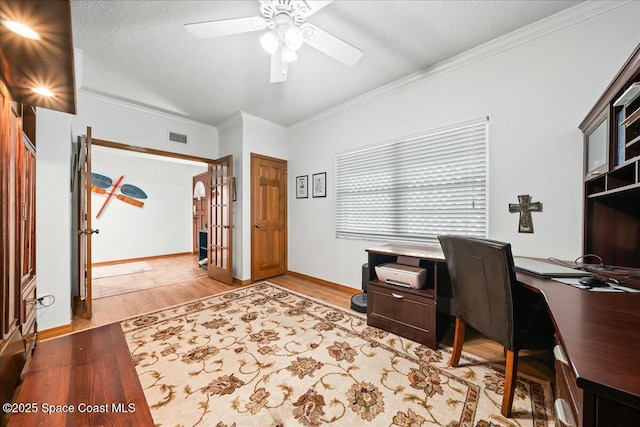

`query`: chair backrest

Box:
[438,235,518,351]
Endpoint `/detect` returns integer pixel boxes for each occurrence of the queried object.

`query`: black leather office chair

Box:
[438,235,553,418]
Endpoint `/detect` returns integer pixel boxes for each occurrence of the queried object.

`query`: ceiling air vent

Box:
[169,131,188,144]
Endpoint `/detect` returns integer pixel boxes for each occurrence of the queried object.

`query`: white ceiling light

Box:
[32,87,55,97]
[260,30,279,54]
[3,20,41,40]
[281,45,297,62]
[260,13,304,59]
[284,26,303,50]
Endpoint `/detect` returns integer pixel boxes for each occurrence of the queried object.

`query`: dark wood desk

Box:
[365,244,640,427]
[517,271,640,427]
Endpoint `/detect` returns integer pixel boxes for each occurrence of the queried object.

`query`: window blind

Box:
[335,117,488,245]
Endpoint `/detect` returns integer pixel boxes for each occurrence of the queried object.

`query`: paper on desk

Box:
[552,278,639,293]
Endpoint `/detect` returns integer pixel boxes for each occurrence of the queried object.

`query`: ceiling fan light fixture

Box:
[260,30,280,54]
[281,45,297,62]
[284,26,303,50]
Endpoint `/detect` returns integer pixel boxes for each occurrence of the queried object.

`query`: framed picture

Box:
[312,172,326,198]
[296,175,308,199]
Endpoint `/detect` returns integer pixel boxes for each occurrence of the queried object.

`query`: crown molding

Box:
[289,1,630,133]
[240,111,289,134]
[217,111,288,134]
[79,90,218,132]
[218,111,244,133]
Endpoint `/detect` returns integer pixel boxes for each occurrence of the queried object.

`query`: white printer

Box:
[375,262,427,289]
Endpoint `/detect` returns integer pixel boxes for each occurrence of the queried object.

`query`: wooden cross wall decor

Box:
[509,195,542,233]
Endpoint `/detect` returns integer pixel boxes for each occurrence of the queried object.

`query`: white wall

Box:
[218,114,244,280]
[36,109,73,330]
[287,2,640,290]
[91,147,207,262]
[241,113,289,281]
[72,92,218,158]
[36,93,219,331]
[218,112,289,282]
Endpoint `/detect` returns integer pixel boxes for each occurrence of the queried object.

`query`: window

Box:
[335,117,488,245]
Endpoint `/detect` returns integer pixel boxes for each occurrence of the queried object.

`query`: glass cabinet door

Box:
[585,111,608,177]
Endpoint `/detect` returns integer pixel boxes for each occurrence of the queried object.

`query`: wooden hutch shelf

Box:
[585,156,640,198]
[579,43,640,268]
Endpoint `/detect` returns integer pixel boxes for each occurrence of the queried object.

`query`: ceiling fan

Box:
[184,0,364,83]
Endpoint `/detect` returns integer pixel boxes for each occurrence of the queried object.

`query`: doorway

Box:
[251,153,288,282]
[74,137,221,317]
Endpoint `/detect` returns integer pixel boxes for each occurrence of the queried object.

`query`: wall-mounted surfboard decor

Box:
[91,172,148,218]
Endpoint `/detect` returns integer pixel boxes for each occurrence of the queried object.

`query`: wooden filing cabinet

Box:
[367,281,436,348]
[366,244,452,350]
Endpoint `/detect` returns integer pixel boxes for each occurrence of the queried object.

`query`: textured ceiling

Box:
[71,0,584,127]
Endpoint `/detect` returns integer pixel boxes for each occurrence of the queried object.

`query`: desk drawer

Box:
[554,344,581,426]
[367,283,435,348]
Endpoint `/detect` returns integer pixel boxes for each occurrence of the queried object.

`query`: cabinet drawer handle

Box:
[553,344,569,366]
[391,293,404,299]
[554,398,576,427]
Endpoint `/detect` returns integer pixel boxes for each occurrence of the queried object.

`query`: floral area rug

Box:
[121,282,554,427]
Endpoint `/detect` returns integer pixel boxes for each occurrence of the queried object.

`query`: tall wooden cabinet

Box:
[0,77,37,407]
[580,44,640,268]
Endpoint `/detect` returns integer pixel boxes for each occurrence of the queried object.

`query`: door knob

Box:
[255,224,260,228]
[79,228,100,235]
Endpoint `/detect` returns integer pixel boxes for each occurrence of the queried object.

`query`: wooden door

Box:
[251,154,287,281]
[192,172,208,252]
[207,155,233,284]
[75,127,96,319]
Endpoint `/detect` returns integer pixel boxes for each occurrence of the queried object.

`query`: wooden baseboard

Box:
[37,323,73,341]
[233,277,252,286]
[285,270,360,295]
[92,252,193,267]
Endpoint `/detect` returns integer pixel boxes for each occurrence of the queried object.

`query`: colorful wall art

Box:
[91,172,148,218]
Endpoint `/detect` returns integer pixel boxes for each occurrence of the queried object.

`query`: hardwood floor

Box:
[6,254,554,426]
[7,324,154,427]
[72,254,359,333]
[72,254,226,331]
[91,254,208,298]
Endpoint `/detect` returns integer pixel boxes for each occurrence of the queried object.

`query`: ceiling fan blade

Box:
[303,23,363,67]
[270,48,288,83]
[301,1,334,17]
[185,16,267,39]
